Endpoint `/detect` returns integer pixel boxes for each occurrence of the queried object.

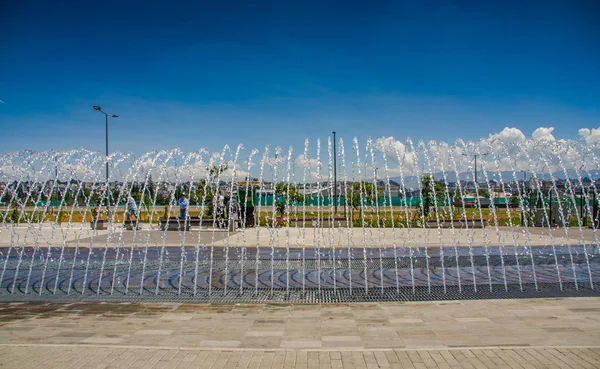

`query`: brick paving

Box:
[2,345,600,368]
[1,298,600,368]
[3,226,598,249]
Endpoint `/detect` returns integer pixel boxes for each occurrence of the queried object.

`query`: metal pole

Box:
[581,187,585,227]
[549,188,553,226]
[105,113,110,218]
[522,171,527,226]
[105,114,109,182]
[54,157,58,212]
[333,131,337,214]
[594,191,597,229]
[474,154,477,186]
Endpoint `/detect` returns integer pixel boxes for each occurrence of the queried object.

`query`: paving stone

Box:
[321,335,362,342]
[199,340,241,348]
[2,298,600,367]
[135,329,174,335]
[390,318,424,324]
[82,336,125,344]
[245,330,284,337]
[280,340,322,348]
[454,317,492,323]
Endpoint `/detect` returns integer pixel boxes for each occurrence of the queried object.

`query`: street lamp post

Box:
[474,154,478,185]
[375,167,379,209]
[463,152,488,190]
[52,155,59,213]
[93,106,118,218]
[332,131,337,214]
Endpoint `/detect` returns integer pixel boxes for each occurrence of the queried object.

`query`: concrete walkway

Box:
[1,298,600,368]
[1,225,599,248]
[3,345,600,368]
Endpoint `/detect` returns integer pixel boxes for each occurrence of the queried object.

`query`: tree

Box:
[87,188,102,206]
[208,164,228,181]
[274,182,304,216]
[174,183,190,200]
[349,181,382,212]
[147,175,156,198]
[510,194,519,207]
[155,190,169,206]
[420,175,445,217]
[64,189,74,206]
[110,188,120,206]
[0,189,12,206]
[191,179,216,217]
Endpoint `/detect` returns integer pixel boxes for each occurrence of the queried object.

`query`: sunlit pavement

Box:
[2,224,600,367]
[1,225,599,248]
[1,298,600,368]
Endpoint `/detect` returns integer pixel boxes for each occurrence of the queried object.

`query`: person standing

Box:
[126,194,138,221]
[93,206,101,220]
[126,194,141,230]
[230,199,240,229]
[179,194,189,219]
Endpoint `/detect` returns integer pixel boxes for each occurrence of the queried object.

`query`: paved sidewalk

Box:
[2,345,600,369]
[1,298,600,368]
[2,225,599,248]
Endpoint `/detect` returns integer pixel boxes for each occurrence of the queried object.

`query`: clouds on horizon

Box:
[2,126,600,184]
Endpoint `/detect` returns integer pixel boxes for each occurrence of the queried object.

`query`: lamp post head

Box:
[93,105,101,111]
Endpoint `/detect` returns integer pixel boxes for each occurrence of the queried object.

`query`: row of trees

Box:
[273,181,381,216]
[3,173,564,218]
[0,176,448,216]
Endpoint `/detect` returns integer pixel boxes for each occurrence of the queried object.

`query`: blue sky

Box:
[1,1,599,157]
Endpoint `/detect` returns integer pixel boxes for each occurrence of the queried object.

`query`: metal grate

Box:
[0,283,598,304]
[2,255,599,303]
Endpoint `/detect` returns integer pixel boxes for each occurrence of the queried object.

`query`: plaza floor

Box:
[1,297,600,368]
[2,224,599,249]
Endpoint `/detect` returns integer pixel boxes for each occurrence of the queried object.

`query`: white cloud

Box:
[531,127,556,141]
[295,154,320,168]
[579,128,600,144]
[4,126,600,186]
[374,136,417,173]
[488,127,527,143]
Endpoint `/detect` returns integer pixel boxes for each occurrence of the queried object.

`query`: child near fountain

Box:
[126,194,139,221]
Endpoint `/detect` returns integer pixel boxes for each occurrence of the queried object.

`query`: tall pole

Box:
[94,105,118,220]
[105,113,110,217]
[581,187,585,227]
[333,131,337,214]
[105,114,109,182]
[54,156,58,211]
[549,188,553,226]
[594,191,597,229]
[474,154,478,186]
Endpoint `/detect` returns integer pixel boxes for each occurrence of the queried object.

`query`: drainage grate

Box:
[0,283,598,304]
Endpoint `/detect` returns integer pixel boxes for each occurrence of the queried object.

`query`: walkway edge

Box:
[2,343,600,352]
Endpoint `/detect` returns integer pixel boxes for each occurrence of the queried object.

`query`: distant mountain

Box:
[389,170,600,189]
